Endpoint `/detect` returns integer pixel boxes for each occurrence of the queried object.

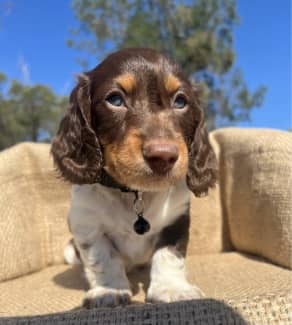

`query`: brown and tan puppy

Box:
[51,48,217,308]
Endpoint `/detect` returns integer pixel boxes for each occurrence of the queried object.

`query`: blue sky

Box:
[0,0,291,130]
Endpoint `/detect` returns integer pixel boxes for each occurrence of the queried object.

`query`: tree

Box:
[0,73,67,150]
[68,0,266,128]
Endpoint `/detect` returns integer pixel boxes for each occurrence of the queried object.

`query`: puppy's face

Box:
[52,48,217,196]
[92,51,195,191]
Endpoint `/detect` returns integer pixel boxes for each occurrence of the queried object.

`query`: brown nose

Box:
[143,142,179,174]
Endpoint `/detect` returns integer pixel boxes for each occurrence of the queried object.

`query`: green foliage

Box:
[0,73,67,150]
[69,0,266,128]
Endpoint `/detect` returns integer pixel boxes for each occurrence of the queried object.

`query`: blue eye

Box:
[106,93,124,107]
[173,95,187,109]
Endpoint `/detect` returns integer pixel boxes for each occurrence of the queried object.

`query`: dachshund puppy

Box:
[51,48,217,308]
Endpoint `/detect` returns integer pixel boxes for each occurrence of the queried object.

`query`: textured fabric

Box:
[0,143,71,281]
[0,252,291,317]
[188,133,232,256]
[2,294,292,325]
[212,128,292,269]
[189,185,231,255]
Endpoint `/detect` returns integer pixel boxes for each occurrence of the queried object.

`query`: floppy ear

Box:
[51,74,103,184]
[186,108,218,197]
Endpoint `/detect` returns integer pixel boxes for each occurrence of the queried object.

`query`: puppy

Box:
[51,48,217,308]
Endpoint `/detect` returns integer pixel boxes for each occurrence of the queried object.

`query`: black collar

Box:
[99,169,136,193]
[97,170,151,235]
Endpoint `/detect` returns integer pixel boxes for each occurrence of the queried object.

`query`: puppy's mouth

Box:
[105,165,184,192]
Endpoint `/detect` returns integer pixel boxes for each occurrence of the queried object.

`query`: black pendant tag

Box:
[134,213,150,235]
[133,191,150,235]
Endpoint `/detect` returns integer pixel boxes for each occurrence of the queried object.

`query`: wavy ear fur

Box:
[51,74,103,184]
[186,109,218,197]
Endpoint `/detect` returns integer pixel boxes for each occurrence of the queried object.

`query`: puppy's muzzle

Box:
[143,142,179,174]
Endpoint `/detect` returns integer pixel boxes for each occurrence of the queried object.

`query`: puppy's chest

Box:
[69,182,189,263]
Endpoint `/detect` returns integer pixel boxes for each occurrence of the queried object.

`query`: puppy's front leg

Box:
[147,246,204,303]
[76,234,131,308]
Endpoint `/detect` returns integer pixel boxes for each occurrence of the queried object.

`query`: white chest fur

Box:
[68,180,190,266]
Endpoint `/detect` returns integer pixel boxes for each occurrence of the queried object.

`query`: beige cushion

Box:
[1,129,291,280]
[0,143,71,282]
[212,128,292,269]
[0,252,290,317]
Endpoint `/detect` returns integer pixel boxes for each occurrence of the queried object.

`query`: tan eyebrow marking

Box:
[115,73,136,93]
[164,74,182,93]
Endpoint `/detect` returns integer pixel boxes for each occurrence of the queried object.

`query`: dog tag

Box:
[134,213,150,235]
[133,191,150,235]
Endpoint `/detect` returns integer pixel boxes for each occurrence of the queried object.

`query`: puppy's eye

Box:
[106,93,124,107]
[173,95,187,109]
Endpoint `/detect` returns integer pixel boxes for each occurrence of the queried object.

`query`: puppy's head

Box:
[51,48,217,196]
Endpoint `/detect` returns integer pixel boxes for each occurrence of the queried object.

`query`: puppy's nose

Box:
[143,142,179,174]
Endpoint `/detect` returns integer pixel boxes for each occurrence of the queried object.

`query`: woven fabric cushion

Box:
[0,128,291,280]
[0,143,71,282]
[211,128,292,269]
[0,252,291,318]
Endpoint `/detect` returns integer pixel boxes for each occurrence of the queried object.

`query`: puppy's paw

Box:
[146,282,204,303]
[83,286,132,309]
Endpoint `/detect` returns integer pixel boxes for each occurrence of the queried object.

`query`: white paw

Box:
[147,282,204,303]
[83,286,132,308]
